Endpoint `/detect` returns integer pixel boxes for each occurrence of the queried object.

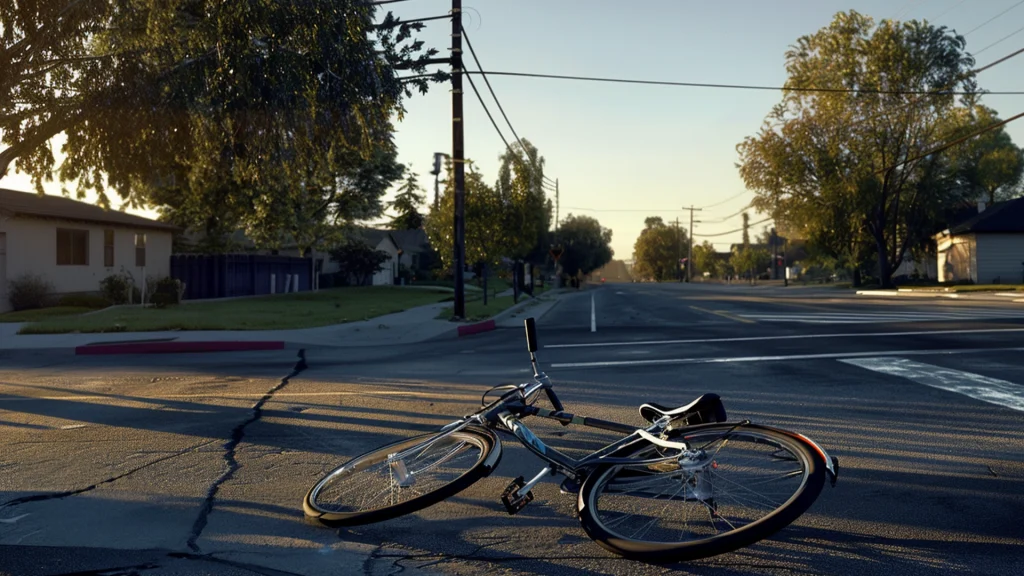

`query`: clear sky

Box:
[6,0,1024,259]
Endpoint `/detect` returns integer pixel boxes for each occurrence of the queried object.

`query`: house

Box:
[321,228,433,286]
[0,188,176,312]
[935,197,1024,284]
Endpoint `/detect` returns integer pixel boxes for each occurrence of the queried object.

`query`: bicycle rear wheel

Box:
[304,426,501,526]
[577,423,826,562]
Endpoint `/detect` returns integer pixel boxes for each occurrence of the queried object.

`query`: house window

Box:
[135,233,146,267]
[56,228,89,265]
[104,229,114,267]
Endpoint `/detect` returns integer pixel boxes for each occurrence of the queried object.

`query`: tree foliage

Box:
[424,160,506,272]
[632,217,688,282]
[737,11,981,287]
[2,0,441,247]
[496,139,551,262]
[556,214,613,277]
[944,105,1023,203]
[729,246,770,283]
[389,167,426,230]
[692,240,721,278]
[329,242,390,286]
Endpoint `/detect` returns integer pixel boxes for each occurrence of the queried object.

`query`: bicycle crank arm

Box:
[500,466,551,515]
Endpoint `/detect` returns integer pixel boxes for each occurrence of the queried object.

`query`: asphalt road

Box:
[1,282,1023,575]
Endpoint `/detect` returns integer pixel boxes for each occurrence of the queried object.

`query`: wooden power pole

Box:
[451,0,465,319]
[685,205,702,282]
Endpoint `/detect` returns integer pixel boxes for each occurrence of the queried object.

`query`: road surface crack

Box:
[0,439,218,510]
[186,350,308,553]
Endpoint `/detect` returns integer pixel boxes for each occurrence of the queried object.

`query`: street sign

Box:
[550,247,564,261]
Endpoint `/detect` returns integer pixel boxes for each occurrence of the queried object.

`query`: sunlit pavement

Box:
[1,282,1023,575]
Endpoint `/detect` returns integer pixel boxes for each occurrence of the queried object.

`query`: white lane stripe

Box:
[544,327,1024,349]
[841,357,1024,413]
[743,312,1024,319]
[591,293,597,333]
[549,346,1024,369]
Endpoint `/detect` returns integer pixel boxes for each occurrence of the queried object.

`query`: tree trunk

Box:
[876,238,893,289]
[853,268,862,288]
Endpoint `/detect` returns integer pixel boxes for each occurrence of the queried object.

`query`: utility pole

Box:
[555,178,559,230]
[674,217,682,282]
[451,0,466,319]
[684,205,702,282]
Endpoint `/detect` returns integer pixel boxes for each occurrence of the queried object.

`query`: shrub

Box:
[58,294,112,309]
[146,276,183,305]
[8,274,53,311]
[101,274,139,305]
[150,292,177,309]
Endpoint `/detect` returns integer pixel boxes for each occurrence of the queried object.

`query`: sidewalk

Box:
[0,289,574,352]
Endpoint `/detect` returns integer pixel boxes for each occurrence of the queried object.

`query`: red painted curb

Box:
[457,319,496,337]
[75,341,286,355]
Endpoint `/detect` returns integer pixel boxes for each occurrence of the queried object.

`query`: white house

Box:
[0,188,176,312]
[320,229,402,286]
[935,197,1024,284]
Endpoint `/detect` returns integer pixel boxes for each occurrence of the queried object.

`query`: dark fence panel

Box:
[171,254,312,300]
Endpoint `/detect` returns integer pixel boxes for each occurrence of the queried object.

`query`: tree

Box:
[945,105,1024,203]
[730,246,770,284]
[556,214,614,278]
[2,1,442,244]
[692,241,721,278]
[496,139,551,262]
[329,242,390,286]
[632,217,688,282]
[738,11,978,287]
[424,160,505,273]
[389,167,426,230]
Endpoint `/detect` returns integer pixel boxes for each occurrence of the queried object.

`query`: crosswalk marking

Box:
[742,309,1024,324]
[841,357,1024,412]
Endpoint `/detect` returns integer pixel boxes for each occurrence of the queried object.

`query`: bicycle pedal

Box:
[501,476,534,515]
[559,477,580,495]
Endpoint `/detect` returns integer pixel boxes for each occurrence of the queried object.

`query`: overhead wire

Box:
[694,217,773,238]
[461,26,552,184]
[974,24,1024,56]
[879,110,1024,173]
[962,0,1024,36]
[930,0,967,21]
[461,70,1024,95]
[698,191,750,210]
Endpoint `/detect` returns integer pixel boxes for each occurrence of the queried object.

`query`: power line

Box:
[463,70,1024,95]
[462,27,550,183]
[974,24,1024,56]
[880,110,1024,173]
[703,203,755,223]
[931,0,967,21]
[562,206,697,213]
[698,191,750,210]
[462,60,514,157]
[963,0,1024,36]
[694,217,772,238]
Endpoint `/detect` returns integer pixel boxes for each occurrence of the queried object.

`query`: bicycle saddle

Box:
[639,393,727,425]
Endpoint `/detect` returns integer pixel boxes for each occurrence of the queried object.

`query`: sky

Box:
[6,0,1024,259]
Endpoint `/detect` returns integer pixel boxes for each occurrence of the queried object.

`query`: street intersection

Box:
[1,282,1022,575]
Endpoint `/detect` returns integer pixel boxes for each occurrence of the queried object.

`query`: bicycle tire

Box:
[304,426,501,526]
[577,423,826,562]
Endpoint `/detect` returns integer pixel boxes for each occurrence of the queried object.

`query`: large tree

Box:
[632,217,688,282]
[496,139,551,262]
[556,214,614,277]
[2,1,441,245]
[738,11,979,287]
[945,105,1024,204]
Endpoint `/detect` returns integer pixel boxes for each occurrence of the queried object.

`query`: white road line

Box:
[841,357,1024,412]
[591,293,597,333]
[543,327,1024,349]
[549,346,1024,369]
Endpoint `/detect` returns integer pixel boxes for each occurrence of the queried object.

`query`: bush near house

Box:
[7,274,53,311]
[100,273,141,305]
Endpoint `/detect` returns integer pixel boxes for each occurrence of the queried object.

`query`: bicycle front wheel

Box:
[577,423,826,562]
[304,426,501,526]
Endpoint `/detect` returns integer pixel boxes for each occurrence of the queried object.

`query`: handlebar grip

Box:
[525,318,538,352]
[544,387,565,413]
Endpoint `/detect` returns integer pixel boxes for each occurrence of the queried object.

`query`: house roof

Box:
[0,188,178,232]
[389,228,430,253]
[947,197,1024,235]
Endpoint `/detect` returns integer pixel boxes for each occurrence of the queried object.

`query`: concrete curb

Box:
[75,340,285,355]
[454,290,561,338]
[456,320,496,337]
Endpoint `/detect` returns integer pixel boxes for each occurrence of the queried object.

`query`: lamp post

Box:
[430,152,449,212]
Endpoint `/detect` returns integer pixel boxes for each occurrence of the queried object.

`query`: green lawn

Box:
[19,287,451,334]
[0,306,93,323]
[437,295,518,322]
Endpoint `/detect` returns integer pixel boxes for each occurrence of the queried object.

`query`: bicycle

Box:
[303,318,839,562]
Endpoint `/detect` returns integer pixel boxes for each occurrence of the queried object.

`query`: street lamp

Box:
[430,152,450,212]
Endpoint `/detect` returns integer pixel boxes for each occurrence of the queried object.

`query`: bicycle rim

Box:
[579,425,823,560]
[307,430,492,521]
